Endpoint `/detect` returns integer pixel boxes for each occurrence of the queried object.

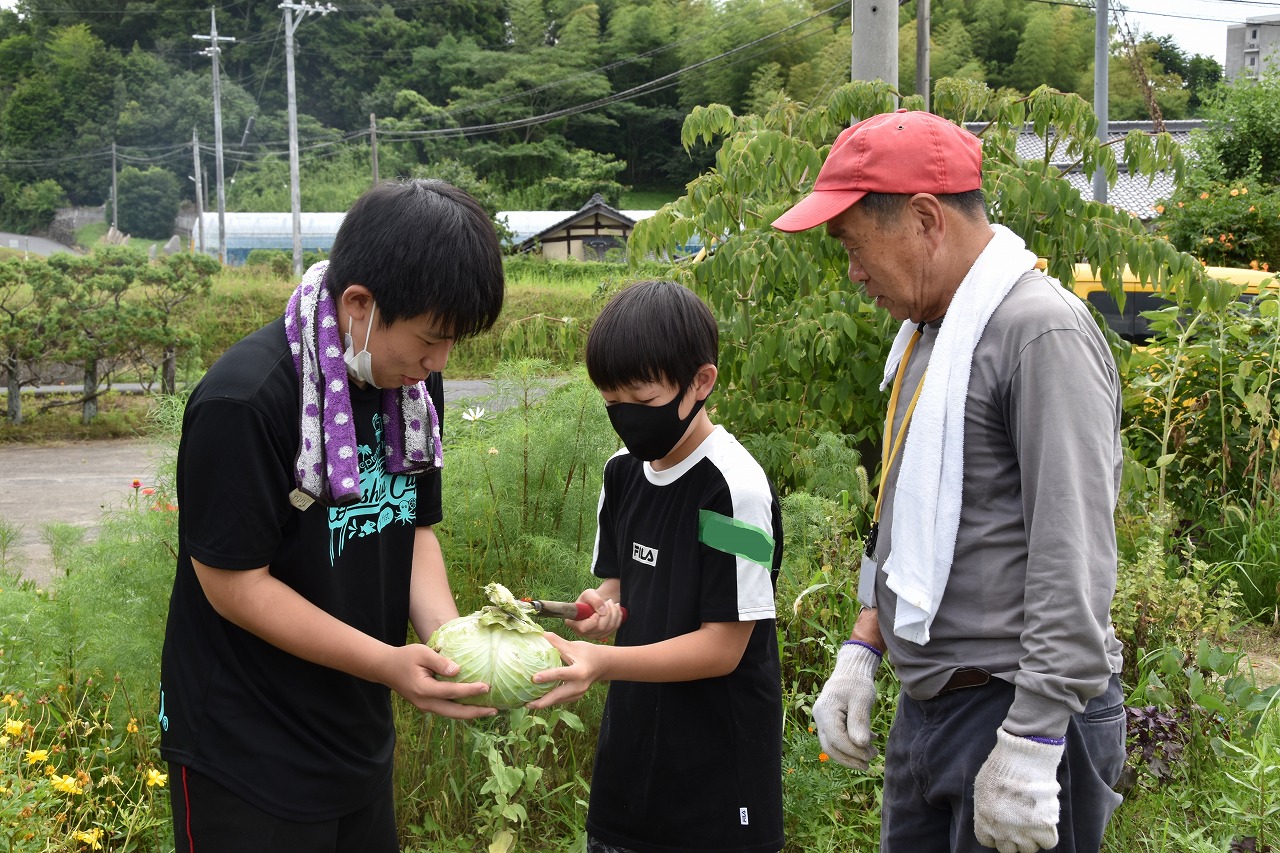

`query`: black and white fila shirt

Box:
[586,425,785,853]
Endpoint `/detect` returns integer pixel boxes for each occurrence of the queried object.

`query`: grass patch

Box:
[0,392,159,443]
[73,221,152,251]
[620,187,682,209]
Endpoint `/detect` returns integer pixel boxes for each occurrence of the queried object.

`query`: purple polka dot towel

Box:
[283,261,441,507]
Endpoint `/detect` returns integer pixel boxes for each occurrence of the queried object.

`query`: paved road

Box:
[0,380,498,587]
[0,231,79,258]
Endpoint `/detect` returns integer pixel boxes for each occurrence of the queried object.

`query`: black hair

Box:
[324,179,505,339]
[586,280,718,393]
[859,189,988,223]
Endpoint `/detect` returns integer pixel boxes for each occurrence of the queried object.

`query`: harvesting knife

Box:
[520,598,628,622]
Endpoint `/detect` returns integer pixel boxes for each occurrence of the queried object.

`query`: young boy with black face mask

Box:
[527,280,785,853]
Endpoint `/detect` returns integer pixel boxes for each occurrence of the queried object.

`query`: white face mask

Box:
[343,302,380,388]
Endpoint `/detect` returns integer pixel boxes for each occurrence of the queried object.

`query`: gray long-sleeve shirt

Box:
[869,270,1125,739]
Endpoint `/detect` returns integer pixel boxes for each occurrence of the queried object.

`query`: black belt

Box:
[935,666,991,697]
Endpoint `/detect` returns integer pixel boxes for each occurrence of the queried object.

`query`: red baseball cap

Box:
[772,109,983,232]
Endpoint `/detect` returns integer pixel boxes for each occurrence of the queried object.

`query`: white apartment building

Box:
[1225,14,1280,80]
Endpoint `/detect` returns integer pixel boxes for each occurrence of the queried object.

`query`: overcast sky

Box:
[1119,0,1280,64]
[0,0,1277,69]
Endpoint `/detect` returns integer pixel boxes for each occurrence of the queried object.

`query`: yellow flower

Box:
[145,768,168,788]
[72,828,104,850]
[1200,192,1210,200]
[0,735,8,748]
[3,718,23,737]
[818,752,830,762]
[488,447,499,455]
[24,748,49,765]
[1231,188,1240,196]
[126,718,138,734]
[50,773,84,795]
[1155,204,1165,214]
[1241,186,1249,194]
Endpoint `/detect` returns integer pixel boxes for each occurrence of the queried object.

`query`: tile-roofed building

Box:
[502,194,656,260]
[965,119,1203,220]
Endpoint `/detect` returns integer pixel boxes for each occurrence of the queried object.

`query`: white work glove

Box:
[973,728,1065,853]
[811,641,881,770]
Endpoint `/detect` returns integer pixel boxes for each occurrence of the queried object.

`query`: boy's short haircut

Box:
[586,280,718,393]
[325,179,505,338]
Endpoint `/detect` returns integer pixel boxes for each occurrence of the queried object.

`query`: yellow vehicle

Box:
[1060,262,1278,343]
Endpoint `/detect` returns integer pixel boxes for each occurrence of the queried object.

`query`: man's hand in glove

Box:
[973,728,1065,853]
[811,640,881,770]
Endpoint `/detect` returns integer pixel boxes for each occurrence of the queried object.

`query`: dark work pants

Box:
[169,764,399,853]
[880,674,1126,853]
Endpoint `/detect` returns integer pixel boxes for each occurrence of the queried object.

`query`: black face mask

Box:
[606,392,706,462]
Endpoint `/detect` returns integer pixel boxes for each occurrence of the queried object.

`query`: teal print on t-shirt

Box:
[326,413,417,563]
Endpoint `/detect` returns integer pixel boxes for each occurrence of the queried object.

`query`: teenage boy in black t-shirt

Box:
[528,280,785,853]
[158,179,505,852]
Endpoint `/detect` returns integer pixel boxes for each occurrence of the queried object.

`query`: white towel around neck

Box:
[878,224,1038,646]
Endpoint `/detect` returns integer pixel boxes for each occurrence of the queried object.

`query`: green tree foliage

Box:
[1195,68,1280,185]
[1147,34,1223,114]
[43,247,146,423]
[134,252,220,393]
[1103,41,1191,122]
[0,257,45,423]
[1,24,120,203]
[117,166,181,240]
[1154,69,1280,267]
[0,248,215,422]
[630,80,1203,488]
[0,0,1236,224]
[674,0,820,114]
[1004,5,1093,97]
[0,176,67,233]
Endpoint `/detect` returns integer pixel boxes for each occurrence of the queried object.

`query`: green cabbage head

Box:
[428,582,562,710]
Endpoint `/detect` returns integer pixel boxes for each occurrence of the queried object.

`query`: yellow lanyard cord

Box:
[872,328,928,525]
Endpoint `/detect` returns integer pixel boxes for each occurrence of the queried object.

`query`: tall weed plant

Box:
[1124,287,1280,617]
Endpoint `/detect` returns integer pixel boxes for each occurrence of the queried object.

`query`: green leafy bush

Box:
[1155,173,1280,269]
[116,166,181,240]
[0,177,67,234]
[1112,521,1241,684]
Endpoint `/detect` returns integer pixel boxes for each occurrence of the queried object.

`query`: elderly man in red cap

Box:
[774,110,1127,853]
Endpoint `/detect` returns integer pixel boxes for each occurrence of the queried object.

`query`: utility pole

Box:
[110,142,118,233]
[851,0,897,98]
[370,112,379,187]
[192,127,205,254]
[281,1,338,278]
[194,7,234,265]
[1093,0,1110,205]
[916,0,931,110]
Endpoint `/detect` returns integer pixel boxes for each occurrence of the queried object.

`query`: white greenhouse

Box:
[195,212,346,265]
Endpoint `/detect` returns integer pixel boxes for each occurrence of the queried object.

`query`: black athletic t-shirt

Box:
[586,426,785,853]
[158,318,444,822]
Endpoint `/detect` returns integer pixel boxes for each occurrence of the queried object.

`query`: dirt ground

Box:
[0,382,500,587]
[0,438,165,587]
[1231,623,1280,688]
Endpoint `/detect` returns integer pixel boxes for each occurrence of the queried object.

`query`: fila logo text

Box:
[631,542,657,566]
